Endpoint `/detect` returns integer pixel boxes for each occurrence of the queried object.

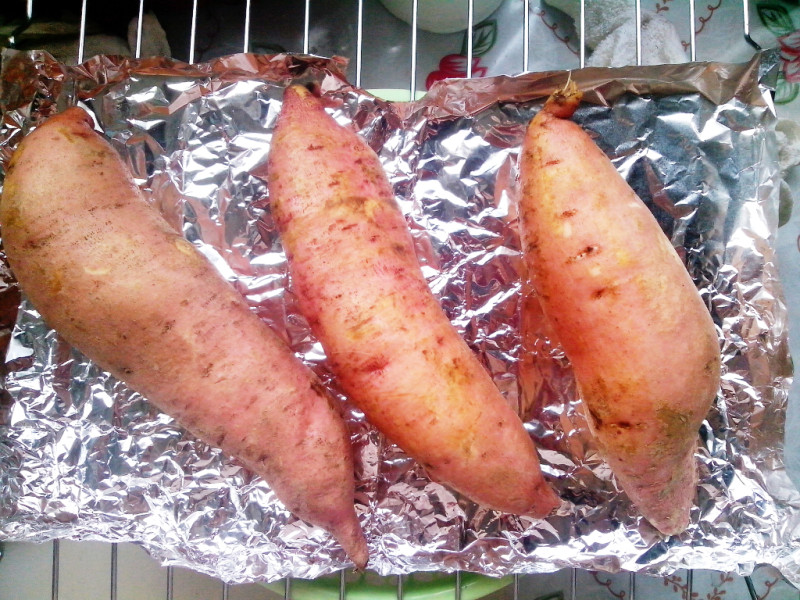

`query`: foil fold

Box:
[0,49,797,585]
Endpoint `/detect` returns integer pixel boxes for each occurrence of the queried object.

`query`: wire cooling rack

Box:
[0,0,795,599]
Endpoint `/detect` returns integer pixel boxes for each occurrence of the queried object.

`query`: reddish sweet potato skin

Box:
[267,85,559,517]
[518,90,721,535]
[0,107,367,567]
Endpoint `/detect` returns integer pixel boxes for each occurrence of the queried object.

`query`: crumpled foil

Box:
[0,48,797,585]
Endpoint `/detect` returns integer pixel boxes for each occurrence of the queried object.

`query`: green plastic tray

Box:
[263,572,512,600]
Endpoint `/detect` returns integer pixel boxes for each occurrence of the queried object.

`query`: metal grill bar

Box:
[355,0,364,87]
[742,0,762,50]
[110,543,118,600]
[76,0,88,64]
[51,540,59,600]
[634,0,642,65]
[523,0,529,72]
[303,0,310,54]
[166,565,174,600]
[188,0,198,63]
[409,0,418,100]
[135,0,145,58]
[466,0,474,79]
[284,576,291,600]
[222,582,230,600]
[629,571,636,600]
[397,574,404,599]
[745,575,759,600]
[339,568,346,599]
[689,0,696,61]
[243,0,252,53]
[570,567,577,600]
[513,573,520,599]
[579,0,585,68]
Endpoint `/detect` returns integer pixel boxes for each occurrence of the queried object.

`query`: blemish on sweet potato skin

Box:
[566,244,600,264]
[359,355,390,374]
[591,285,619,300]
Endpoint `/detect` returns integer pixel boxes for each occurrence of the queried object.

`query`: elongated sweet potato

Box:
[267,85,559,517]
[518,83,721,535]
[0,107,368,567]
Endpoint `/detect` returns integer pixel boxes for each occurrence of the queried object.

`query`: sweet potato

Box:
[0,107,368,567]
[518,83,721,535]
[267,85,559,517]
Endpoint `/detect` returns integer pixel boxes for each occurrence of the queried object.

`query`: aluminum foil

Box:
[0,48,797,585]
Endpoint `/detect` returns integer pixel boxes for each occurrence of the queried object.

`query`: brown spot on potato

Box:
[6,151,19,173]
[560,208,577,218]
[567,244,600,263]
[592,287,612,300]
[588,406,603,429]
[704,357,719,374]
[391,242,408,256]
[656,407,690,441]
[360,355,390,373]
[444,356,471,386]
[324,195,375,217]
[47,271,63,294]
[201,292,219,307]
[347,314,375,340]
[544,159,562,167]
[307,144,323,151]
[22,233,55,250]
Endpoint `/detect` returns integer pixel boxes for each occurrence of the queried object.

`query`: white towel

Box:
[543,0,687,66]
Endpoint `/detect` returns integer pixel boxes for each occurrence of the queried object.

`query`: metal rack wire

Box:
[1,0,784,599]
[67,0,764,85]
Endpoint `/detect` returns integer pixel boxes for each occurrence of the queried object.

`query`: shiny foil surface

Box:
[0,49,796,585]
